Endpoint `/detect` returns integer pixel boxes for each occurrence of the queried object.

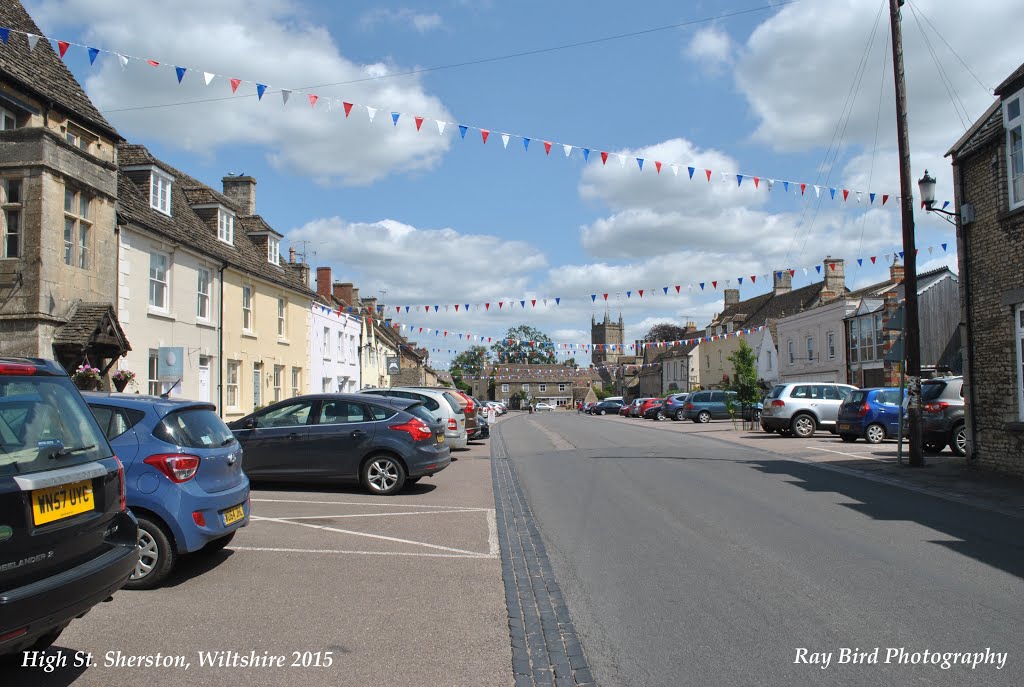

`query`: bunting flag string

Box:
[0,26,959,212]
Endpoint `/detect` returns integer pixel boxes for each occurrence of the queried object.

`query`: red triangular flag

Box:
[308,94,318,107]
[230,78,241,93]
[655,161,662,173]
[414,116,423,130]
[343,102,353,117]
[637,290,643,298]
[829,262,836,271]
[712,280,718,289]
[705,169,712,182]
[454,304,460,311]
[675,285,681,293]
[750,275,756,283]
[485,303,490,311]
[481,129,490,144]
[882,194,889,205]
[57,40,70,59]
[842,189,850,201]
[424,306,430,312]
[753,177,760,188]
[601,151,609,165]
[147,59,160,67]
[603,294,609,301]
[531,299,536,307]
[800,183,807,195]
[544,141,552,155]
[870,256,877,264]
[789,269,795,277]
[499,302,504,309]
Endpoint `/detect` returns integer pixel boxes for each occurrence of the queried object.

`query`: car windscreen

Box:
[0,375,113,475]
[766,385,785,399]
[403,403,438,425]
[154,408,236,449]
[846,390,868,404]
[921,381,947,402]
[442,392,466,413]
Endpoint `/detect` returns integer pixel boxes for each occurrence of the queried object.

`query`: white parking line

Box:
[487,509,499,557]
[274,508,487,521]
[251,515,489,556]
[252,498,489,511]
[232,546,492,558]
[808,446,896,463]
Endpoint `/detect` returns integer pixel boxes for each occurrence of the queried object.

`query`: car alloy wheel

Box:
[126,516,176,590]
[791,414,816,438]
[599,409,606,415]
[951,424,967,456]
[364,455,406,495]
[698,410,712,423]
[675,410,685,421]
[864,423,886,444]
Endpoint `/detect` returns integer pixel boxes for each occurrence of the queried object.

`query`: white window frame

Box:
[218,209,235,244]
[242,286,253,332]
[827,331,836,360]
[323,327,331,359]
[147,350,160,396]
[64,187,92,268]
[267,237,280,265]
[253,363,263,408]
[148,251,169,311]
[788,340,795,365]
[767,349,773,371]
[559,384,567,392]
[273,365,284,403]
[337,331,343,360]
[539,384,547,392]
[1016,304,1024,421]
[1004,87,1024,211]
[226,360,240,408]
[277,297,287,338]
[150,170,172,215]
[501,384,509,393]
[291,367,302,397]
[0,106,18,130]
[806,336,815,362]
[1,178,22,259]
[197,268,211,321]
[522,384,529,392]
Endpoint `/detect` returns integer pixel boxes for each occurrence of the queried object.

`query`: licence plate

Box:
[839,423,851,430]
[436,434,444,443]
[32,479,94,526]
[222,504,245,526]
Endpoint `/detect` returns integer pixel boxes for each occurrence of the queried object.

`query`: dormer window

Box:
[1005,87,1024,210]
[218,210,234,244]
[267,237,280,265]
[0,106,18,131]
[150,170,172,215]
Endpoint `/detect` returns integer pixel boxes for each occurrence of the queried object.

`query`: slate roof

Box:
[710,282,827,332]
[995,62,1024,96]
[0,1,119,139]
[946,100,1001,160]
[52,301,129,351]
[116,143,313,297]
[488,364,595,383]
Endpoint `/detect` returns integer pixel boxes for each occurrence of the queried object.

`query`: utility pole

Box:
[888,0,924,467]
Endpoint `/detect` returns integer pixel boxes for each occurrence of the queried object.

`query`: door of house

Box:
[198,356,211,402]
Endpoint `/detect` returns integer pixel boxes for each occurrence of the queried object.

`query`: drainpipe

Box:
[955,162,978,460]
[218,261,227,417]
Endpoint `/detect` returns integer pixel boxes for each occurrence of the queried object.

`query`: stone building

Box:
[946,62,1024,476]
[591,311,624,367]
[0,1,129,374]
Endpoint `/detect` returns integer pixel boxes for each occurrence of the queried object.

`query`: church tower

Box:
[591,312,625,367]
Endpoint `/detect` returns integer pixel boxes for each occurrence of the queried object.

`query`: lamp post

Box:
[918,170,959,224]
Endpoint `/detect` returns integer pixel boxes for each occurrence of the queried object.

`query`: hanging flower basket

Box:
[112,368,136,393]
[72,364,102,391]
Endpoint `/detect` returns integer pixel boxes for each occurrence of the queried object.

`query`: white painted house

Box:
[310,303,361,394]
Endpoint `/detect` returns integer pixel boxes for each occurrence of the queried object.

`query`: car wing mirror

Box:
[244,417,257,430]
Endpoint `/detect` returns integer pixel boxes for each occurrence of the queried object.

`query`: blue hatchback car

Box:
[836,387,905,444]
[84,393,249,589]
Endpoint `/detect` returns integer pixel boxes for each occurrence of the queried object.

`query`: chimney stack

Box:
[890,257,905,283]
[724,289,740,307]
[315,267,332,300]
[221,175,256,215]
[821,257,846,302]
[289,247,296,264]
[772,269,792,296]
[332,282,354,306]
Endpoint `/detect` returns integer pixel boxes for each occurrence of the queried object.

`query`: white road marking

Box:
[251,515,486,556]
[808,446,896,463]
[251,498,489,511]
[487,509,499,557]
[273,508,486,521]
[232,546,494,559]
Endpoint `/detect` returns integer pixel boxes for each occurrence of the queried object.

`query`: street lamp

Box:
[918,170,959,225]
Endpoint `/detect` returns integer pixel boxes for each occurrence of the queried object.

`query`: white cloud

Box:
[686,26,733,71]
[31,0,453,185]
[359,8,444,34]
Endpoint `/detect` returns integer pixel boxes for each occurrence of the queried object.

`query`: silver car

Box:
[760,382,858,437]
[358,387,468,449]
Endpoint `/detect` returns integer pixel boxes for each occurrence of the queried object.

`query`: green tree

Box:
[644,322,691,343]
[491,325,557,365]
[727,340,760,426]
[449,345,489,393]
[563,357,578,369]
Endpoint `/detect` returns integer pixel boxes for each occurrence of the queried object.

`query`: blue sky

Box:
[26,0,1022,367]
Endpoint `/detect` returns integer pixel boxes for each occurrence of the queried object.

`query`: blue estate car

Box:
[836,387,905,444]
[84,393,250,589]
[683,390,762,423]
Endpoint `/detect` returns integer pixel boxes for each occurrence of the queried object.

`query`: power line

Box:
[907,0,993,96]
[99,2,798,114]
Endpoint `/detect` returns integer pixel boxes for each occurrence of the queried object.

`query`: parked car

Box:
[471,411,490,440]
[534,402,555,412]
[84,393,250,589]
[618,403,632,417]
[228,394,449,495]
[486,401,507,416]
[406,387,478,437]
[919,376,966,456]
[662,393,692,421]
[683,390,762,423]
[640,397,668,420]
[582,402,597,414]
[0,359,138,656]
[591,399,625,416]
[760,382,857,437]
[836,388,905,444]
[359,387,468,449]
[627,398,652,417]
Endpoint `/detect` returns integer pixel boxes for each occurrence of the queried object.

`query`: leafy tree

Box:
[727,340,760,428]
[449,345,489,393]
[563,357,578,369]
[491,325,557,365]
[644,322,691,343]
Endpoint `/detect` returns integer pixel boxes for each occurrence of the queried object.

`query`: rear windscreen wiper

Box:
[50,444,95,459]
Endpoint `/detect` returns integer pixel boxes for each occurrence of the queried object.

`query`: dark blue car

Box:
[84,393,250,589]
[836,387,905,444]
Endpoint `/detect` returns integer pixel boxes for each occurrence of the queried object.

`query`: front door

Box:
[198,356,211,402]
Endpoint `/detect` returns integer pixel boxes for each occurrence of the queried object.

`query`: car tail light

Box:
[390,418,433,442]
[857,403,870,417]
[771,400,786,407]
[0,626,29,644]
[447,418,458,431]
[923,401,950,413]
[114,456,127,511]
[0,362,39,375]
[192,511,206,527]
[684,403,694,410]
[144,453,200,483]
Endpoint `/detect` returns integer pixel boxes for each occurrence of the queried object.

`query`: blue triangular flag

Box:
[688,166,695,179]
[899,251,904,259]
[869,192,876,204]
[392,112,400,126]
[816,265,822,274]
[88,46,99,64]
[776,271,782,280]
[555,297,560,305]
[663,287,668,295]
[582,148,590,161]
[591,295,597,302]
[942,200,950,210]
[256,84,267,100]
[458,125,467,139]
[942,243,947,252]
[699,283,705,290]
[857,258,863,266]
[626,291,632,298]
[830,188,836,199]
[0,28,8,45]
[520,300,525,308]
[737,175,744,187]
[783,181,789,192]
[434,305,439,312]
[175,66,186,83]
[637,158,644,171]
[404,306,410,313]
[464,304,469,311]
[523,137,530,151]
[737,277,743,285]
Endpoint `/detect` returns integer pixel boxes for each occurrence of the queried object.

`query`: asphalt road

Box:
[499,411,1024,686]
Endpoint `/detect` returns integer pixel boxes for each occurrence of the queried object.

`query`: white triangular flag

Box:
[671,164,679,176]
[563,144,572,157]
[617,154,626,167]
[501,133,510,148]
[814,185,821,198]
[766,179,774,191]
[721,172,730,183]
[116,53,129,69]
[204,72,215,86]
[928,246,934,255]
[26,34,40,52]
[281,89,291,104]
[367,106,377,122]
[856,192,863,203]
[436,120,446,135]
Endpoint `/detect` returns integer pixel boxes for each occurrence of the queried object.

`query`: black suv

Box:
[920,376,967,456]
[0,359,138,657]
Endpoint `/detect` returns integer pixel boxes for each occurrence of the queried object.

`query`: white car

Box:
[534,402,555,411]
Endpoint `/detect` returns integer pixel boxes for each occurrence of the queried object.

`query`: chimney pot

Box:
[889,258,905,283]
[332,282,354,306]
[221,175,257,215]
[289,247,296,264]
[315,266,332,299]
[772,269,792,296]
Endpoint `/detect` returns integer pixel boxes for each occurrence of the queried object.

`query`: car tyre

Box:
[839,434,857,443]
[697,410,712,424]
[791,414,816,438]
[126,516,176,590]
[363,454,406,495]
[951,423,967,456]
[599,409,606,416]
[864,423,886,444]
[200,531,236,554]
[674,410,685,421]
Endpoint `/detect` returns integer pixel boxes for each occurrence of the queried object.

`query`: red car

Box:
[639,397,667,420]
[618,403,631,417]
